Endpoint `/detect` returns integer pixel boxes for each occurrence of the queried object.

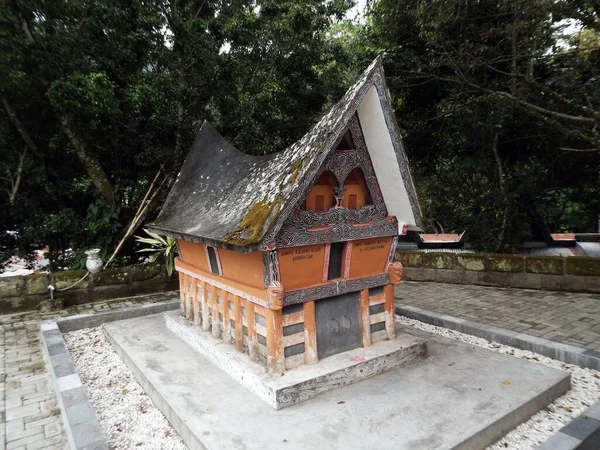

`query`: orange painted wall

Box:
[341,168,371,210]
[177,240,264,289]
[218,247,264,288]
[277,244,326,291]
[304,172,336,212]
[178,240,209,271]
[348,237,392,279]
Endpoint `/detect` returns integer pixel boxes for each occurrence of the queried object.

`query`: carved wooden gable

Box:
[275,114,398,248]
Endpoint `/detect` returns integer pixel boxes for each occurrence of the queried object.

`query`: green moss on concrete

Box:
[53,270,91,290]
[130,263,162,281]
[0,277,24,298]
[395,252,423,267]
[526,257,564,275]
[422,253,455,270]
[488,255,524,273]
[92,267,130,286]
[26,274,49,295]
[566,257,600,277]
[0,296,41,314]
[455,254,487,271]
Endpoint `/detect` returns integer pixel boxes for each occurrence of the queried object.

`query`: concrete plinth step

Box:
[164,310,427,409]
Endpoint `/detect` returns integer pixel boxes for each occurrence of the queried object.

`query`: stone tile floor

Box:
[0,291,178,450]
[395,282,600,351]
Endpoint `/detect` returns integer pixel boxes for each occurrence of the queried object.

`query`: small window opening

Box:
[207,246,221,275]
[348,194,357,209]
[327,242,345,280]
[315,195,325,212]
[335,131,354,150]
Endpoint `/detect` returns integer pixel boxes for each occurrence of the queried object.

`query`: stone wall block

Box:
[526,256,565,275]
[130,262,163,282]
[476,271,511,287]
[455,254,487,271]
[394,252,422,268]
[487,255,524,273]
[26,274,50,295]
[566,257,600,277]
[421,253,455,270]
[91,267,130,286]
[53,270,91,290]
[0,276,24,298]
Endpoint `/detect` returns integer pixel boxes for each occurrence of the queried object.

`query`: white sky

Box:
[346,0,368,23]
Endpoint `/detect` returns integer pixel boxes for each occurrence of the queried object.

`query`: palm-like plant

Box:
[135,229,178,277]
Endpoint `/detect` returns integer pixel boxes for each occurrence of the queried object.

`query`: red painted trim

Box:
[343,242,353,278]
[322,244,331,283]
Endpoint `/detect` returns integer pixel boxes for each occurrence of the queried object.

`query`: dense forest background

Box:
[1,0,599,270]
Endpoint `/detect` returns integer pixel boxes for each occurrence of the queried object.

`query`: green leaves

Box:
[135,229,178,277]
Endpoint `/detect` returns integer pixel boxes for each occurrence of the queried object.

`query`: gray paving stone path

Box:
[395,281,600,352]
[0,291,178,450]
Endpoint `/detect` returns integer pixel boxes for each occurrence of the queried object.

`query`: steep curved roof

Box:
[148,57,422,252]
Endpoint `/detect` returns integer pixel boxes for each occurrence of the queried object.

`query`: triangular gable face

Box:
[274,114,398,248]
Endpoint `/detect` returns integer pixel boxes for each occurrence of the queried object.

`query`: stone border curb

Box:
[536,400,600,450]
[39,299,179,450]
[394,304,600,371]
[40,322,107,450]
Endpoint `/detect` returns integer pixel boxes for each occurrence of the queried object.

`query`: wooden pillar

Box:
[384,284,396,340]
[303,301,318,364]
[192,280,201,326]
[178,273,185,316]
[360,289,372,347]
[385,262,403,340]
[266,308,284,374]
[234,295,244,352]
[201,282,211,331]
[211,285,220,338]
[194,281,204,327]
[222,292,231,342]
[185,276,193,320]
[247,302,258,360]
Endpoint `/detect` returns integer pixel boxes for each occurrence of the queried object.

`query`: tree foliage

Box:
[0,0,355,269]
[0,0,598,268]
[365,0,599,251]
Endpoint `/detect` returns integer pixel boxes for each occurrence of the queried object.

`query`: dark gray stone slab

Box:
[536,399,600,450]
[562,417,600,441]
[61,387,89,408]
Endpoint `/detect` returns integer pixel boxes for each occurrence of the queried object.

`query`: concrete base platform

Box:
[103,314,571,450]
[164,310,427,409]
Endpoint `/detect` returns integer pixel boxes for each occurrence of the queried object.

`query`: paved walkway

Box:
[0,291,178,450]
[395,282,600,352]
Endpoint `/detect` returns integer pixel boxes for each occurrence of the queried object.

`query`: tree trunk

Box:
[59,116,115,209]
[2,98,38,151]
[492,132,510,252]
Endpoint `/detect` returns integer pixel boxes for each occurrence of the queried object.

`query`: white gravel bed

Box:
[397,315,600,450]
[64,327,187,450]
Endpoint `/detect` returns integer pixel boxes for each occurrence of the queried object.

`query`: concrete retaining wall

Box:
[395,252,600,293]
[0,263,178,313]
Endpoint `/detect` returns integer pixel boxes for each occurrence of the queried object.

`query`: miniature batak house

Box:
[148,58,423,374]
